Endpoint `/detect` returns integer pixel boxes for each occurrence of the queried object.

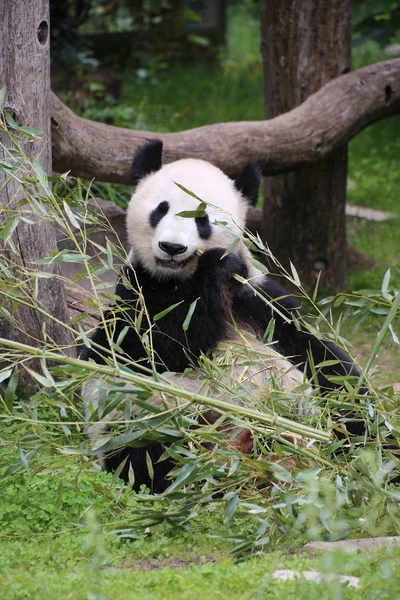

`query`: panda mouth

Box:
[155,251,200,270]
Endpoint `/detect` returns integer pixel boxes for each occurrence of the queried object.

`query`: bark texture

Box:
[261,0,352,291]
[0,0,75,380]
[51,59,400,183]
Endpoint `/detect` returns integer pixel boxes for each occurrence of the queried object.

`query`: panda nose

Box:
[158,241,188,257]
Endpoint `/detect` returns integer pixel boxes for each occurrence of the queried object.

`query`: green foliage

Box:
[2,535,400,599]
[50,0,95,68]
[347,116,400,291]
[353,0,400,39]
[0,464,115,535]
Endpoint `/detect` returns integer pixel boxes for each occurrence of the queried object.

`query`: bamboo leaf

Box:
[381,268,392,300]
[146,451,154,482]
[106,240,114,269]
[176,209,207,219]
[128,462,135,488]
[4,370,18,411]
[33,160,51,196]
[0,368,12,385]
[19,448,31,479]
[116,325,130,348]
[389,324,399,345]
[182,297,200,331]
[153,300,184,322]
[290,261,301,286]
[220,236,241,259]
[174,182,204,203]
[224,493,239,523]
[63,201,81,230]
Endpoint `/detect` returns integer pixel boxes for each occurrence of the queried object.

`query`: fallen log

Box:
[52,59,400,183]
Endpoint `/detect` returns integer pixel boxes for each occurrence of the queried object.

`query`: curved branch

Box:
[51,59,400,182]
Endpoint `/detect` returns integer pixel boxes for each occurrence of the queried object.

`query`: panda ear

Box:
[131,139,163,184]
[234,162,261,207]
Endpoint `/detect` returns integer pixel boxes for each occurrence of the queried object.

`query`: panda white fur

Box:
[83,139,364,492]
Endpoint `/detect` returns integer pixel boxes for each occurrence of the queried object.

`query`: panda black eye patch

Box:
[150,201,169,228]
[195,214,211,240]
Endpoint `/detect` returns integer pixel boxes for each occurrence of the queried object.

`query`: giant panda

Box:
[83,139,365,492]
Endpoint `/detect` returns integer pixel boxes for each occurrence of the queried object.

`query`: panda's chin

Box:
[155,258,188,270]
[154,253,200,279]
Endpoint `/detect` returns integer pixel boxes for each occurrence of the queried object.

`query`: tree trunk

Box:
[0,0,75,385]
[260,0,352,292]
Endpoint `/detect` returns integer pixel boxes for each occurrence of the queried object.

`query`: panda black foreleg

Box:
[103,443,175,493]
[233,276,361,390]
[231,277,377,440]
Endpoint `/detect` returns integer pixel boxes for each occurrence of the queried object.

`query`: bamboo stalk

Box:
[0,337,331,442]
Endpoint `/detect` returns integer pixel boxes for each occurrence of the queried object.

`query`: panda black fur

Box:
[83,139,364,492]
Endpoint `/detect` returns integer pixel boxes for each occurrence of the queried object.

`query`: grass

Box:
[2,532,400,599]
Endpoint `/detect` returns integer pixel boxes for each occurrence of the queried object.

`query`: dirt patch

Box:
[118,555,217,571]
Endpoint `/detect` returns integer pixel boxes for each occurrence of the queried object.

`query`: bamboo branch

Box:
[0,337,331,441]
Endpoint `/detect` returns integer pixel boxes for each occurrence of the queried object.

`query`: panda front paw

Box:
[198,248,248,282]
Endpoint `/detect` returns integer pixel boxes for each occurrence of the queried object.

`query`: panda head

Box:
[126,139,261,280]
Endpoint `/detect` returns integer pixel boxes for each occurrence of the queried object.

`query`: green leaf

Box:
[5,113,18,128]
[0,368,12,385]
[213,221,238,238]
[4,370,18,411]
[76,325,92,348]
[4,112,41,138]
[164,462,195,493]
[174,182,204,203]
[315,359,341,368]
[187,34,210,47]
[63,201,81,230]
[153,300,184,322]
[116,325,130,347]
[290,261,301,286]
[19,448,31,478]
[0,217,20,242]
[23,365,54,388]
[295,467,321,482]
[382,268,392,300]
[32,160,51,196]
[0,159,16,171]
[224,494,239,523]
[112,456,129,482]
[146,451,154,481]
[182,297,200,332]
[228,456,239,477]
[221,236,241,259]
[106,240,114,269]
[250,257,269,273]
[389,324,399,345]
[34,250,91,264]
[128,463,135,488]
[176,209,207,219]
